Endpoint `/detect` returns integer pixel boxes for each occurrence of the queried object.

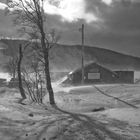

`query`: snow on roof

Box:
[69,62,118,76]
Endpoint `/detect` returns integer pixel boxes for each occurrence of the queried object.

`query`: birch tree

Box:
[6,0,57,104]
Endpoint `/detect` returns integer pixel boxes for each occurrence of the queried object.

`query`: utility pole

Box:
[81,24,84,84]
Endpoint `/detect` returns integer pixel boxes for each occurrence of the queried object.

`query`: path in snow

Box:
[0,85,140,139]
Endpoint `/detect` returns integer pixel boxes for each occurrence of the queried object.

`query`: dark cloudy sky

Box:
[0,0,140,57]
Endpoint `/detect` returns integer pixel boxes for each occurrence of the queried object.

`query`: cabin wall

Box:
[114,71,134,83]
[69,64,134,85]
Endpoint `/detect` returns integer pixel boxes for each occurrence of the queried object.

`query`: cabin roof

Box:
[69,62,118,76]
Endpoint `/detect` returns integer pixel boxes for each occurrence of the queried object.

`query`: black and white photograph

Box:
[0,0,140,139]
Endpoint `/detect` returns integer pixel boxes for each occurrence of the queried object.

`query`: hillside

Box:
[50,44,140,72]
[1,39,140,72]
[0,84,140,139]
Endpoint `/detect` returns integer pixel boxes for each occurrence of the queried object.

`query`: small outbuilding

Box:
[62,62,134,85]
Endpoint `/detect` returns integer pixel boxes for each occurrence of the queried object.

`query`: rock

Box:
[25,134,28,136]
[28,113,34,117]
[92,107,105,112]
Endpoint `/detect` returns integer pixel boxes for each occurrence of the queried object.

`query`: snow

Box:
[0,72,11,81]
[103,108,140,125]
[0,105,10,111]
[0,84,140,139]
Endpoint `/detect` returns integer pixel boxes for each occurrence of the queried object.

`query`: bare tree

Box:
[1,39,19,79]
[6,0,59,104]
[17,44,26,99]
[4,57,18,79]
[22,53,45,103]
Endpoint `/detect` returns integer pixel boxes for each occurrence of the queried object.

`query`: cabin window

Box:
[88,73,100,79]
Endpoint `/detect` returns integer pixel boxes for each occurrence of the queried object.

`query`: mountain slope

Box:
[1,39,140,72]
[50,44,140,71]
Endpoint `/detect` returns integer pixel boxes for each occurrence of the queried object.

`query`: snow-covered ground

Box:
[0,84,140,139]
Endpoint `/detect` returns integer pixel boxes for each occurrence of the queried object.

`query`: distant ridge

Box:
[1,39,140,72]
[50,44,140,72]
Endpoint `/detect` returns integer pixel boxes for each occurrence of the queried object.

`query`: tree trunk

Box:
[44,53,55,105]
[41,33,55,105]
[38,11,55,105]
[17,44,26,99]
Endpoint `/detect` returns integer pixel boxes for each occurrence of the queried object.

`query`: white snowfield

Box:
[0,105,10,111]
[103,108,140,125]
[0,84,140,139]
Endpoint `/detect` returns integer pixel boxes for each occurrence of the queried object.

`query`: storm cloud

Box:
[0,0,140,56]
